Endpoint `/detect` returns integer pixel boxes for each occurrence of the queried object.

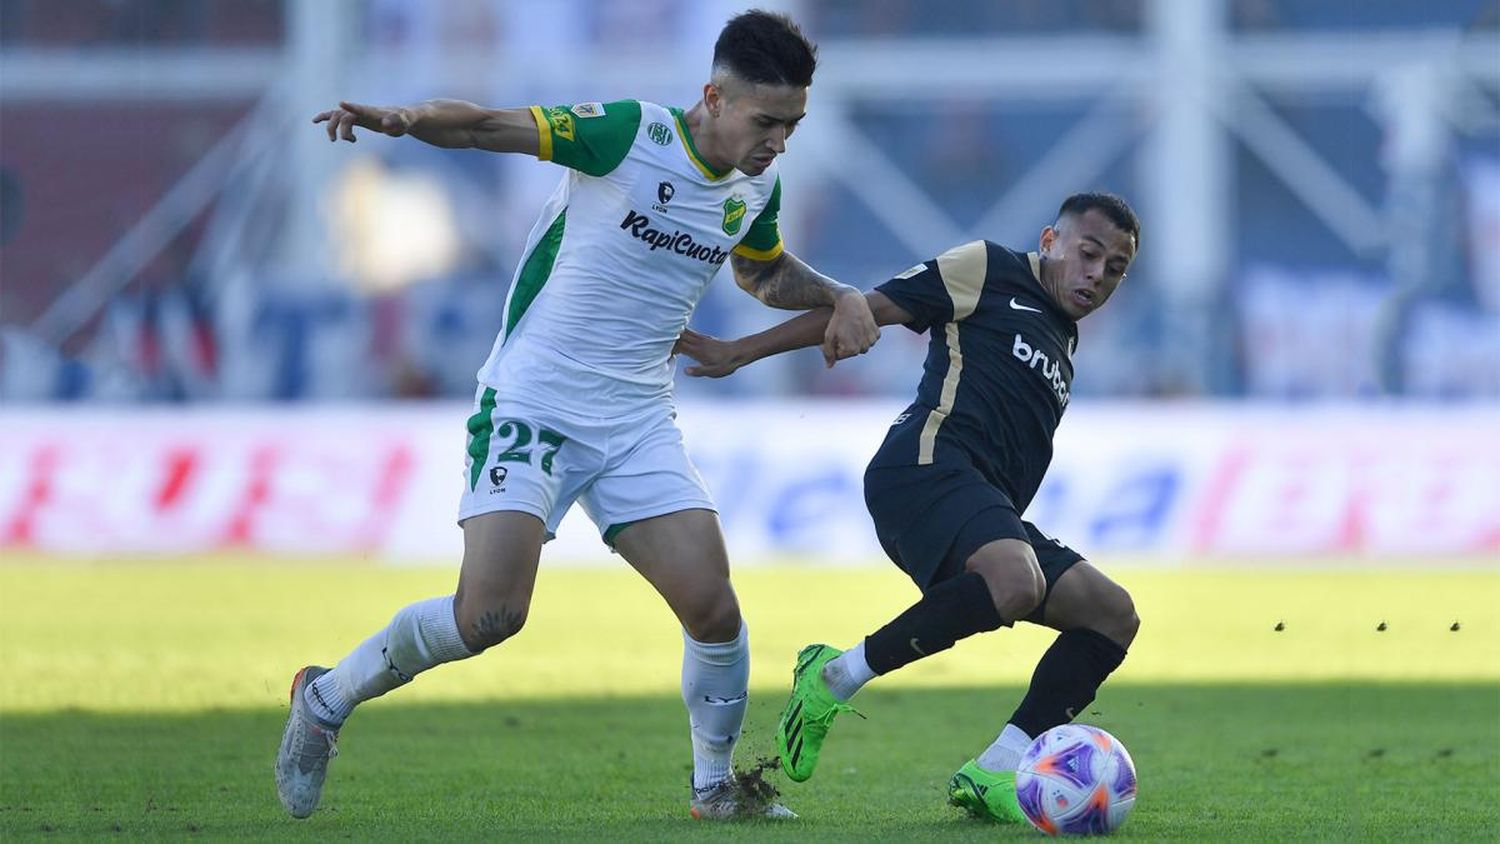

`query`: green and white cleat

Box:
[947,759,1026,824]
[775,644,860,783]
[275,666,340,819]
[689,779,797,820]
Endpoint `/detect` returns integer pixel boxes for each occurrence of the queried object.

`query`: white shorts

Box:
[456,385,716,544]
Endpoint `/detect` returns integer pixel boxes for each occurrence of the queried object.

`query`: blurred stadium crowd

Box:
[2,0,1497,403]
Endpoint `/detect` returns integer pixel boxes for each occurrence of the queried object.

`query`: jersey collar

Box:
[669,107,732,181]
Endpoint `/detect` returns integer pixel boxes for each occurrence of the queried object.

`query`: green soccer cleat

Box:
[948,759,1026,824]
[775,644,860,783]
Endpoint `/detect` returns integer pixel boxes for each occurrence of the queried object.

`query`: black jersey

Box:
[870,241,1078,513]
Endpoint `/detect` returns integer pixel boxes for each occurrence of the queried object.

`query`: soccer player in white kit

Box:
[276,10,879,821]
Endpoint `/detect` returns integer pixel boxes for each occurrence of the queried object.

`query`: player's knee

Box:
[453,593,529,653]
[1096,585,1139,649]
[1012,562,1047,618]
[966,552,1045,622]
[679,587,742,644]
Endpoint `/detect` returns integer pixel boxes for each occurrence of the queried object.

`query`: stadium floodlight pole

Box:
[1371,61,1453,395]
[1137,0,1231,395]
[280,0,358,278]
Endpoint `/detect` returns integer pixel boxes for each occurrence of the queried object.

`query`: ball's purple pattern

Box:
[1046,742,1099,790]
[1112,756,1137,798]
[1015,724,1137,836]
[1058,794,1114,836]
[1015,774,1047,823]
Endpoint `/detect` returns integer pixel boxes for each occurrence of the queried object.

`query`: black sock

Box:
[1009,628,1127,738]
[864,571,1003,675]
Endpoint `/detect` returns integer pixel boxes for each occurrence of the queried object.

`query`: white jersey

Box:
[476,99,784,412]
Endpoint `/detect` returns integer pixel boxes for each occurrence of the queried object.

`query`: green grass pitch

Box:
[2,560,1497,841]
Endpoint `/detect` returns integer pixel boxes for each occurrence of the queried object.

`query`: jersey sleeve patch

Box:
[533,99,642,177]
[876,241,988,333]
[875,260,949,334]
[734,176,783,260]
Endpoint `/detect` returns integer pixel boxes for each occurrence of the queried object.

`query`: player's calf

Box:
[863,570,1005,676]
[1009,628,1128,740]
[453,594,528,652]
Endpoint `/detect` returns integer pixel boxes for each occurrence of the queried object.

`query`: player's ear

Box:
[1039,225,1058,253]
[704,82,723,117]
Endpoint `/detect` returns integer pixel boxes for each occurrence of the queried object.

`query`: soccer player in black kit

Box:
[675,192,1141,823]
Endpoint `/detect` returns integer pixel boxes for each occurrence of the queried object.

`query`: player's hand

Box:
[312,101,414,142]
[674,329,745,378]
[822,289,879,368]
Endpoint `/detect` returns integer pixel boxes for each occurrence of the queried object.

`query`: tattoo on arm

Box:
[469,606,526,649]
[732,251,854,310]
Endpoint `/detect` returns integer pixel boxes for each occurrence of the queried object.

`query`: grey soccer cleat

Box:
[690,778,798,820]
[275,666,340,818]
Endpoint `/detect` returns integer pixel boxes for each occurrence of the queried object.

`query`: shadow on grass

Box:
[2,683,1497,841]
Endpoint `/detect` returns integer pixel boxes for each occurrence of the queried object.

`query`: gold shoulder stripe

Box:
[936,240,988,321]
[732,239,784,262]
[918,322,965,464]
[917,241,987,465]
[529,105,553,161]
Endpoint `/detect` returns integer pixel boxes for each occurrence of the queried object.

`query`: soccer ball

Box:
[1015,724,1136,836]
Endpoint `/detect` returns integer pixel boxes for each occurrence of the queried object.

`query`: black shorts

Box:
[864,460,1084,619]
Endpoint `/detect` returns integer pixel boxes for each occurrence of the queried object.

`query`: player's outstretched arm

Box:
[677,292,912,377]
[730,250,880,363]
[312,100,540,154]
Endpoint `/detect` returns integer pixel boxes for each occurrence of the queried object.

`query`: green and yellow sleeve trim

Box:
[528,105,553,161]
[732,240,784,262]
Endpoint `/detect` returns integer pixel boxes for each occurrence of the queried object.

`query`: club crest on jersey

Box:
[570,102,604,118]
[722,196,747,235]
[647,121,673,146]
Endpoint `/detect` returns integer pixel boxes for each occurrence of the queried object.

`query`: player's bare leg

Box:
[964,562,1137,821]
[962,539,1048,624]
[612,509,794,820]
[1040,562,1140,649]
[275,511,544,818]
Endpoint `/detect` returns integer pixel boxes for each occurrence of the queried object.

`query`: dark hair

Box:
[1057,192,1141,249]
[712,9,817,88]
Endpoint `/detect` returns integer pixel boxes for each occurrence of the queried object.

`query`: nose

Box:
[768,126,787,153]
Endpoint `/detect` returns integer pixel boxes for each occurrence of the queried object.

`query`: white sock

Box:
[681,622,749,791]
[821,641,876,702]
[977,723,1033,772]
[307,595,474,726]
